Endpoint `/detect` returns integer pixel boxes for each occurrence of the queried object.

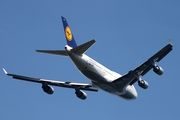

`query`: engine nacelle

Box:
[75,90,87,100]
[138,80,149,89]
[153,65,164,75]
[42,85,54,95]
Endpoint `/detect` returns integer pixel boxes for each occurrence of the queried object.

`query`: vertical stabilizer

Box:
[61,16,77,48]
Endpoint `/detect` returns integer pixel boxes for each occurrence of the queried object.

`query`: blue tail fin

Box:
[61,16,77,48]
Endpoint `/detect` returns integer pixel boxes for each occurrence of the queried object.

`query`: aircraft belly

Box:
[92,82,117,94]
[119,92,136,100]
[81,70,107,82]
[93,82,137,100]
[68,53,108,82]
[67,52,137,99]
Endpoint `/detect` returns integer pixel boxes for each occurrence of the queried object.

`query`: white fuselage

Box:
[66,46,137,100]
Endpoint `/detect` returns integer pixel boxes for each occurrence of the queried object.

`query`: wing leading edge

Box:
[2,68,98,92]
[113,42,173,87]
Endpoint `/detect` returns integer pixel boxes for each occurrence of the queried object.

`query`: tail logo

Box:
[65,26,72,41]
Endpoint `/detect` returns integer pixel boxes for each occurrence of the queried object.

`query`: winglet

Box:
[169,38,173,46]
[2,68,8,74]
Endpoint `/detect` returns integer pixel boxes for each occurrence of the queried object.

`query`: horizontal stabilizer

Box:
[36,50,68,56]
[72,39,96,55]
[36,40,96,56]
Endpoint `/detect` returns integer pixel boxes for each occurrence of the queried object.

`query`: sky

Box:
[0,0,180,120]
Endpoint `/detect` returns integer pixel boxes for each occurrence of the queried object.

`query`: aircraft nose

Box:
[127,85,138,100]
[133,90,138,99]
[120,86,138,100]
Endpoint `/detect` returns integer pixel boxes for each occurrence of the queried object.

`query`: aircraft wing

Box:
[113,42,173,88]
[133,42,173,76]
[2,68,98,92]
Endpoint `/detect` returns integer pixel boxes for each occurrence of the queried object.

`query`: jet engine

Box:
[138,80,149,89]
[42,85,54,94]
[75,89,87,100]
[153,65,164,75]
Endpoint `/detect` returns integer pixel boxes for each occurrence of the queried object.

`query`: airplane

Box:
[3,16,173,100]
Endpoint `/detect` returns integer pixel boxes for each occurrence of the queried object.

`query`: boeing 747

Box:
[3,16,173,100]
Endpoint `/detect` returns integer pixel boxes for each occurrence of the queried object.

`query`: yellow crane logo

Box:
[65,26,72,41]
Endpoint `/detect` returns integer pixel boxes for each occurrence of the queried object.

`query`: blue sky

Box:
[0,0,180,120]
